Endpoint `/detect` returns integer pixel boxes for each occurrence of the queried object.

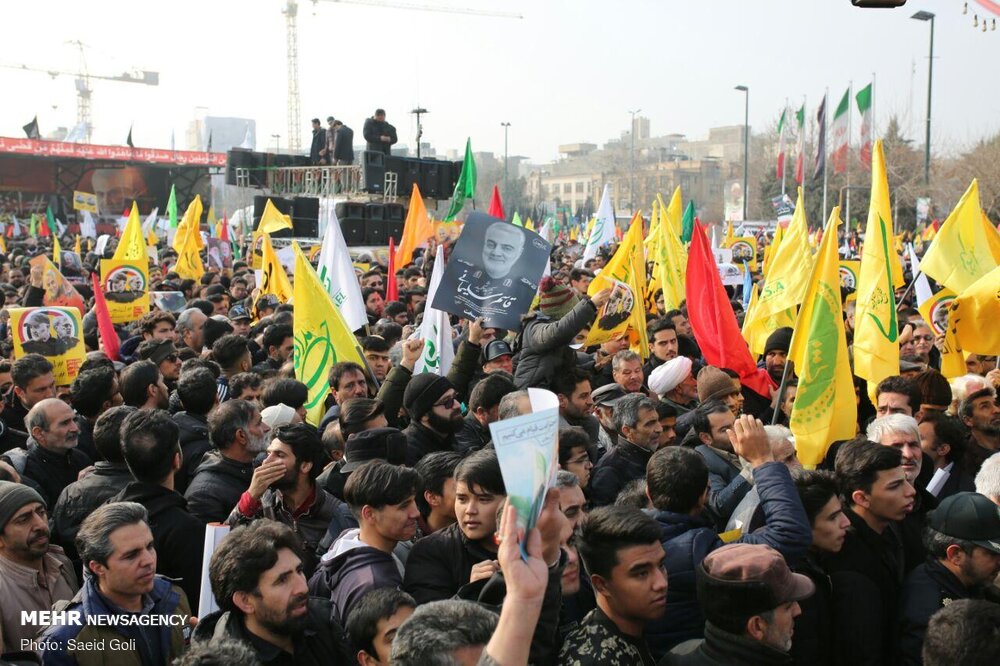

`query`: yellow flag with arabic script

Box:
[950,263,1000,356]
[173,218,205,281]
[257,233,293,308]
[112,202,148,264]
[173,195,205,255]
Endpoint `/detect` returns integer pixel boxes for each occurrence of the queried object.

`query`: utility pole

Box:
[411,107,428,158]
[735,86,749,221]
[501,122,511,202]
[911,10,935,186]
[628,109,641,212]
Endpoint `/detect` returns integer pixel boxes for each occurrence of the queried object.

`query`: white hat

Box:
[261,404,297,431]
[648,356,693,397]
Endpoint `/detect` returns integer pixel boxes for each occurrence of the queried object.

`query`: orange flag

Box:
[395,184,434,267]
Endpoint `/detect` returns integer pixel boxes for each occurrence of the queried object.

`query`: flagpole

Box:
[771,359,795,425]
[822,87,829,226]
[846,81,852,230]
[781,98,788,197]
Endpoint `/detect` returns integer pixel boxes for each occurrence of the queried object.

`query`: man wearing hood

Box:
[309,461,420,626]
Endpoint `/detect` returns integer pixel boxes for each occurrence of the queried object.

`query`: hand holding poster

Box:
[431,212,551,330]
[10,307,85,383]
[488,388,560,558]
[28,255,85,314]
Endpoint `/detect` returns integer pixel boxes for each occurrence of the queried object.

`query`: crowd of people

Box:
[0,217,997,666]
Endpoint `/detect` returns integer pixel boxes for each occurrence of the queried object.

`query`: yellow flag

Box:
[724,220,735,246]
[921,179,1000,294]
[173,195,204,254]
[585,211,649,358]
[743,306,797,357]
[662,186,683,237]
[257,199,293,235]
[570,226,579,242]
[395,184,434,266]
[173,220,205,281]
[292,242,368,426]
[950,263,1000,355]
[644,199,661,254]
[854,140,900,397]
[147,226,159,248]
[746,187,812,329]
[917,288,964,378]
[525,218,535,231]
[113,202,148,264]
[257,233,293,306]
[0,235,7,254]
[52,234,62,268]
[652,199,687,313]
[788,206,857,466]
[762,221,785,277]
[73,235,81,256]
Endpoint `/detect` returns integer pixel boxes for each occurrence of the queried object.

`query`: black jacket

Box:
[402,522,495,604]
[172,411,212,494]
[309,127,325,163]
[362,117,397,155]
[193,597,352,666]
[332,125,354,163]
[307,529,402,626]
[455,415,490,452]
[789,552,835,666]
[110,481,206,615]
[513,298,598,390]
[664,622,793,665]
[50,461,133,560]
[0,389,29,453]
[589,436,653,507]
[897,558,983,666]
[183,450,253,524]
[1,439,93,508]
[403,421,456,466]
[696,444,752,530]
[820,507,907,666]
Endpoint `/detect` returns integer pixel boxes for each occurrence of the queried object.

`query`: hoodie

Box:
[307,528,403,626]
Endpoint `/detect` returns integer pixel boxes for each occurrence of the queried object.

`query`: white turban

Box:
[648,356,693,397]
[261,404,297,431]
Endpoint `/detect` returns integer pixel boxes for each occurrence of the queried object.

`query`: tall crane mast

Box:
[281,0,523,153]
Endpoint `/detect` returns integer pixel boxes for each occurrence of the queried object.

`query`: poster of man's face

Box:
[432,212,551,330]
[27,316,50,341]
[53,315,74,340]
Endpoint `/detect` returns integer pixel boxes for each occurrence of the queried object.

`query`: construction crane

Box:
[280,0,523,153]
[0,41,158,143]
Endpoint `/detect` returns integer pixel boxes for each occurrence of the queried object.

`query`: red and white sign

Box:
[0,137,226,167]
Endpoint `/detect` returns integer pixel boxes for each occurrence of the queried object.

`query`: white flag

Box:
[80,210,97,239]
[414,245,454,376]
[9,215,20,238]
[908,243,933,307]
[239,123,254,150]
[316,201,368,331]
[141,207,159,236]
[583,183,615,261]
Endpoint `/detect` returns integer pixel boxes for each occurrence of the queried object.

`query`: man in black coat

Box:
[111,408,206,614]
[362,109,397,155]
[331,120,354,165]
[172,367,218,494]
[0,354,57,454]
[897,492,1000,666]
[401,374,463,466]
[309,118,325,164]
[589,394,662,507]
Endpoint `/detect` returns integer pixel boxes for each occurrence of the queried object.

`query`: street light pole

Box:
[501,122,511,202]
[911,10,935,186]
[735,85,749,222]
[628,108,641,211]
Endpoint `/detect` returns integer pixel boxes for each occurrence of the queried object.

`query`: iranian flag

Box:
[831,88,850,175]
[794,103,806,185]
[776,107,788,179]
[856,83,873,169]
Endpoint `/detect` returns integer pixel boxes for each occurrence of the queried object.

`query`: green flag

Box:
[444,138,477,221]
[511,211,523,227]
[680,201,696,244]
[167,185,178,228]
[29,214,36,236]
[46,205,56,235]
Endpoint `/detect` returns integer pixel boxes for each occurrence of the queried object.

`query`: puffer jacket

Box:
[512,298,598,390]
[183,450,253,524]
[50,461,134,560]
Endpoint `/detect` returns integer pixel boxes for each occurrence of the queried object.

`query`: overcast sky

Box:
[2,1,997,162]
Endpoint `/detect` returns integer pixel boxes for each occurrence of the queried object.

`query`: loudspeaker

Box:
[361,151,385,194]
[365,220,388,245]
[385,155,405,194]
[365,203,385,221]
[421,159,442,198]
[335,201,366,220]
[399,158,421,197]
[340,218,366,246]
[439,160,457,196]
[387,221,404,244]
[292,197,320,238]
[252,195,294,238]
[385,203,404,221]
[226,149,252,186]
[291,155,311,168]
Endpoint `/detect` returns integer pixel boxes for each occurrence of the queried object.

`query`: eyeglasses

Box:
[566,455,590,466]
[434,395,457,409]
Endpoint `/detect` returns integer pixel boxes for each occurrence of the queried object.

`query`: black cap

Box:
[929,492,1000,555]
[483,340,513,363]
[341,427,407,472]
[138,339,178,365]
[591,382,627,407]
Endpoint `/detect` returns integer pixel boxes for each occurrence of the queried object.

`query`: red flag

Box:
[386,237,399,302]
[685,221,774,397]
[38,220,51,237]
[487,185,505,220]
[220,215,229,242]
[91,272,121,361]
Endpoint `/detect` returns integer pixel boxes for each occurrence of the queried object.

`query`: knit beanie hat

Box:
[538,277,580,320]
[764,327,794,355]
[403,373,454,421]
[698,365,739,403]
[0,481,45,531]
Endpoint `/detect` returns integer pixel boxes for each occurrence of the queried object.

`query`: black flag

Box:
[23,116,40,140]
[126,124,134,148]
[206,130,213,153]
[812,94,827,180]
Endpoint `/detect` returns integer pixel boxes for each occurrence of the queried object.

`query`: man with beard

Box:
[959,387,1000,477]
[1,398,89,508]
[761,327,792,385]
[555,369,600,445]
[195,519,352,663]
[228,423,349,577]
[0,481,79,652]
[119,359,170,410]
[185,400,271,524]
[401,374,464,466]
[309,461,421,625]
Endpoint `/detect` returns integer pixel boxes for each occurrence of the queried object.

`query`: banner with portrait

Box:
[206,237,233,271]
[28,255,86,315]
[431,212,551,330]
[72,190,99,214]
[838,260,861,292]
[100,259,150,324]
[724,236,758,273]
[10,307,86,383]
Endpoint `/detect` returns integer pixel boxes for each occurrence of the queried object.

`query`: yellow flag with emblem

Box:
[113,202,148,264]
[854,140,900,397]
[917,288,965,378]
[950,263,1000,356]
[662,186,683,237]
[292,242,368,425]
[920,179,1000,294]
[173,218,205,281]
[52,234,61,268]
[258,233,293,306]
[586,211,650,357]
[651,200,687,314]
[788,207,857,466]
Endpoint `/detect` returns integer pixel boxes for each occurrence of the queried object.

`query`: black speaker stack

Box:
[336,200,405,247]
[366,152,459,198]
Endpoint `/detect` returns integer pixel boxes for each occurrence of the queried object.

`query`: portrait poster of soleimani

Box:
[100,259,150,324]
[10,307,86,383]
[431,212,551,330]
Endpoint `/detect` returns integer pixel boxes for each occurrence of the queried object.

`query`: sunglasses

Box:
[434,395,457,409]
